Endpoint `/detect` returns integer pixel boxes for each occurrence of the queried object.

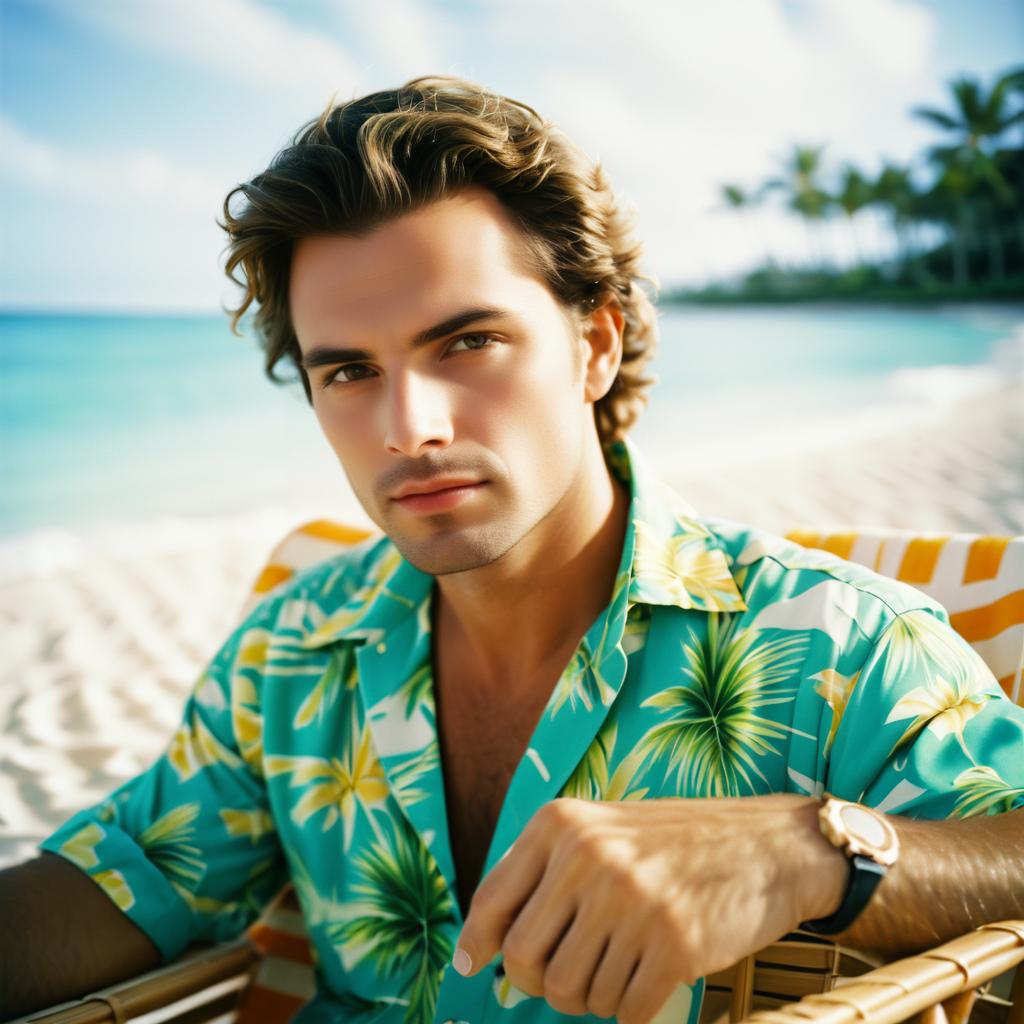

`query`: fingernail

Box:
[452,947,472,975]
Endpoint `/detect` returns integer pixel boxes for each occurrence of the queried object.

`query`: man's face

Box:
[289,187,598,576]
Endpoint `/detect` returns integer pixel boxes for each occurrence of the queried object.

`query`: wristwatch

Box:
[799,794,900,935]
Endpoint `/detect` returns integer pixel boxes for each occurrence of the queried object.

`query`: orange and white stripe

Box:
[785,529,1023,705]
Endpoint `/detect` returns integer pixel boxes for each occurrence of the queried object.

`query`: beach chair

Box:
[21,525,1024,1024]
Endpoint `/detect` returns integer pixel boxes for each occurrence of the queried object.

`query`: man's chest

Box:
[435,680,552,916]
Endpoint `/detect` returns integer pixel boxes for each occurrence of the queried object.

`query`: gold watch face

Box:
[821,798,900,866]
[840,804,892,848]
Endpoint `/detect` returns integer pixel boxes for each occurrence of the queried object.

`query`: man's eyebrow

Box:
[298,306,515,370]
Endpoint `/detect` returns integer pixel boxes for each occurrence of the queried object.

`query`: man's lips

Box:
[390,479,488,515]
[390,477,484,501]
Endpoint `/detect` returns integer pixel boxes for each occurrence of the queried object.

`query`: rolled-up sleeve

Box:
[39,601,288,962]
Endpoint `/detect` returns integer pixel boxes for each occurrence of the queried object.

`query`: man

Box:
[2,76,1022,1024]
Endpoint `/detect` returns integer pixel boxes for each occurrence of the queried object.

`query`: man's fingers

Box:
[616,946,688,1024]
[499,866,579,997]
[454,836,546,976]
[586,926,643,1019]
[538,905,611,1015]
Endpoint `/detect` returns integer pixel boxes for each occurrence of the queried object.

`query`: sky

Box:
[1,0,1022,312]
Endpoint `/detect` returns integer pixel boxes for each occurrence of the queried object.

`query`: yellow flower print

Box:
[220,808,275,843]
[811,669,859,758]
[885,672,992,759]
[167,714,243,782]
[232,674,264,773]
[59,822,106,870]
[633,519,743,610]
[266,702,389,849]
[493,972,532,1007]
[93,869,135,912]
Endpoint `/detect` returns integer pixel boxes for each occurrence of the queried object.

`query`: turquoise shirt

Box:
[41,440,1024,1024]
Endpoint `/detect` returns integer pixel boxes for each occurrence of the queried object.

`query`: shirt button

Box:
[376,642,387,654]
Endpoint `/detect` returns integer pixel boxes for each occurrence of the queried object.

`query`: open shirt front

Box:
[42,439,1024,1024]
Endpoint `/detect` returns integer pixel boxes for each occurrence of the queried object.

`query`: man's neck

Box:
[432,440,630,699]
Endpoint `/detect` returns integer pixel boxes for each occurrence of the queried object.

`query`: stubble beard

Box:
[381,509,527,576]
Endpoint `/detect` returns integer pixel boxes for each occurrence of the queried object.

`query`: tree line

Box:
[703,65,1024,300]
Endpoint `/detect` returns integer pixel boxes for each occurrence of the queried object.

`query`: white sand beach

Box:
[1,384,1022,868]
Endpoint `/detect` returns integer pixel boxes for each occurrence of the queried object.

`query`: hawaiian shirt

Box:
[41,439,1024,1024]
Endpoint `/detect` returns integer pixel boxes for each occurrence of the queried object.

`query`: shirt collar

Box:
[615,437,748,614]
[300,438,746,650]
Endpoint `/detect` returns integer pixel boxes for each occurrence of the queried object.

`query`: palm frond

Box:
[324,815,456,1024]
[952,765,1024,818]
[635,615,806,797]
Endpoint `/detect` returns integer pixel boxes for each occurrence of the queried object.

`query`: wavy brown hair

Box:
[220,75,658,444]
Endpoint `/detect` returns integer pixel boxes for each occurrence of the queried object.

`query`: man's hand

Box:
[452,794,846,1024]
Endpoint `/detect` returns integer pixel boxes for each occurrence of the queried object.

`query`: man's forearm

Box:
[817,807,1024,957]
[0,853,162,1020]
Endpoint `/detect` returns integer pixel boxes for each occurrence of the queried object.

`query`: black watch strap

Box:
[800,854,887,934]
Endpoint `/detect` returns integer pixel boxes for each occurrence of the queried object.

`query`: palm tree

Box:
[870,163,922,280]
[913,68,1024,282]
[717,183,772,270]
[760,145,833,270]
[833,165,875,268]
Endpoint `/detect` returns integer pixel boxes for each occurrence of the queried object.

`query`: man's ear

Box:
[581,300,625,403]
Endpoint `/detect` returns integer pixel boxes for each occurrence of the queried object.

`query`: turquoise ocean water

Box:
[2,304,1022,539]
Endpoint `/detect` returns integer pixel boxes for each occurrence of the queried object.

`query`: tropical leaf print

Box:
[266,700,389,849]
[388,738,439,807]
[562,720,649,801]
[167,715,243,782]
[884,666,993,760]
[231,674,264,773]
[92,869,135,912]
[874,610,979,683]
[219,807,275,843]
[137,804,205,894]
[635,614,809,797]
[294,649,355,730]
[952,765,1024,818]
[59,822,106,870]
[633,519,740,610]
[811,669,860,758]
[397,663,434,721]
[494,973,532,1007]
[622,603,651,656]
[549,648,604,718]
[304,548,411,644]
[325,815,456,1024]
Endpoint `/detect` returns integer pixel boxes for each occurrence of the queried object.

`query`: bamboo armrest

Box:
[19,939,259,1024]
[736,920,1024,1024]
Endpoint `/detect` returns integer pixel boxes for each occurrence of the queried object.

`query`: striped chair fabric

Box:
[233,522,1024,1023]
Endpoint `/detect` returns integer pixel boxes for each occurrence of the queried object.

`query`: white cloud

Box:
[0,116,225,213]
[480,0,938,284]
[336,0,449,80]
[58,0,360,100]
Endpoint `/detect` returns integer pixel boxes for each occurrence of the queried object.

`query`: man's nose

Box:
[382,371,454,457]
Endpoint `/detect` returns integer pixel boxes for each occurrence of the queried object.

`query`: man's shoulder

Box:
[700,515,948,636]
[236,531,398,639]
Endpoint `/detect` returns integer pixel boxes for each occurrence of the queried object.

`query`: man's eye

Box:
[448,334,498,353]
[327,364,376,385]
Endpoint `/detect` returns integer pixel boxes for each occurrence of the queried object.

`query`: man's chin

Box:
[387,521,520,577]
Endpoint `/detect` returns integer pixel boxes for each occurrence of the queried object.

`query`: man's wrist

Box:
[787,796,850,924]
